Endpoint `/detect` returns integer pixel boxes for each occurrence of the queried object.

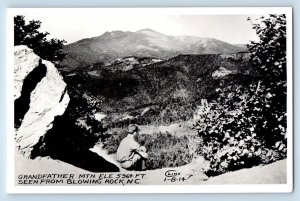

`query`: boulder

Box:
[14,46,70,157]
[212,67,233,79]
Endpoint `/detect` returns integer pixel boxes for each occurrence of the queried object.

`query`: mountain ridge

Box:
[61,53,254,127]
[60,29,248,70]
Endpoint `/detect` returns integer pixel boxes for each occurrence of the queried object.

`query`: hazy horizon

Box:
[12,8,260,45]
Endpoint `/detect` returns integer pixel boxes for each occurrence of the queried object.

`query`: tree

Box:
[192,14,287,175]
[247,14,286,86]
[247,14,287,148]
[14,15,67,63]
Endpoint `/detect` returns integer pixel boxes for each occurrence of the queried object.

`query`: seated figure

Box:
[116,124,149,171]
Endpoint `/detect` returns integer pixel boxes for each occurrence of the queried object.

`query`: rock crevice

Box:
[14,60,47,128]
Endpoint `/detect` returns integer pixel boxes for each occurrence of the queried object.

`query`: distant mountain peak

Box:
[62,29,248,70]
[101,29,163,37]
[136,28,165,35]
[102,30,127,36]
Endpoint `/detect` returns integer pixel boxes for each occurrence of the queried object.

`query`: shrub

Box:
[192,14,287,176]
[193,85,286,175]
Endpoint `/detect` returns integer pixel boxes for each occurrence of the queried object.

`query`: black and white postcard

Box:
[7,7,293,193]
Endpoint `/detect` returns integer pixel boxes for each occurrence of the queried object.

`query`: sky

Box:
[11,8,260,44]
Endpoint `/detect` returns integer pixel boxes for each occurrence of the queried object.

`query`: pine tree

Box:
[14,15,67,63]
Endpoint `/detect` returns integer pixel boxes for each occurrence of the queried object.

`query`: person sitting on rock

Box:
[116,124,149,171]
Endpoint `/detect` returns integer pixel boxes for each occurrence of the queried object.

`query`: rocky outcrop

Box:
[14,46,119,172]
[212,67,233,79]
[14,46,70,157]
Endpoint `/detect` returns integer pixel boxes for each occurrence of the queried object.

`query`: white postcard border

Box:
[6,7,293,194]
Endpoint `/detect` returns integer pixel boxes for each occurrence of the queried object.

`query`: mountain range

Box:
[61,52,254,127]
[60,29,247,70]
[58,29,252,126]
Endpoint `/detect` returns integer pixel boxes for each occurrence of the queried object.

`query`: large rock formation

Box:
[14,45,120,172]
[14,45,70,157]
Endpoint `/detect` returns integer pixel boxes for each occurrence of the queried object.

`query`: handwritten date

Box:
[163,170,193,182]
